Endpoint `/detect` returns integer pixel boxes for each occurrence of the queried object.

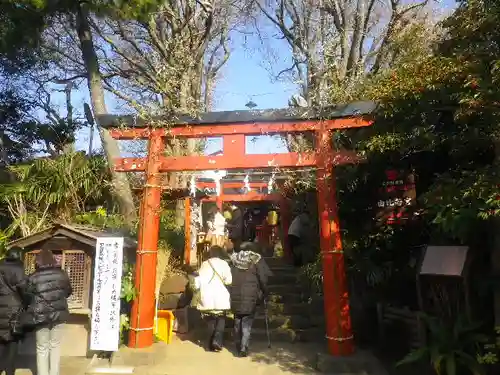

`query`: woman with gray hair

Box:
[230,242,272,357]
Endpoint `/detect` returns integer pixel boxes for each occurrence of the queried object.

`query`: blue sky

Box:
[65,2,457,157]
[71,30,293,156]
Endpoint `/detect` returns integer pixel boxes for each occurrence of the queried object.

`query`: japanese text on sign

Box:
[90,237,124,352]
[376,170,416,225]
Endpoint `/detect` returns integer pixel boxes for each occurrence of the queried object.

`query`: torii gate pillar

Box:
[316,128,353,355]
[129,134,164,348]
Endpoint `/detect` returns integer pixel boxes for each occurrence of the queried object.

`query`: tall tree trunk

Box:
[62,82,75,154]
[76,3,136,224]
[173,78,200,228]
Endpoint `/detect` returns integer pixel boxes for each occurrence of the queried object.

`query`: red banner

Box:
[376,170,417,225]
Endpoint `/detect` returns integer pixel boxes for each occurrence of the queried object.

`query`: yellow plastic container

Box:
[267,210,278,225]
[155,310,175,344]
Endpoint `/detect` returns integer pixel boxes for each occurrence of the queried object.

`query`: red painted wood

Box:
[108,118,372,139]
[201,193,283,202]
[116,112,372,355]
[197,181,268,189]
[316,129,354,356]
[113,150,362,172]
[223,134,245,155]
[129,134,164,349]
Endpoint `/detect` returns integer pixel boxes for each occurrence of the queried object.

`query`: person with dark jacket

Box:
[230,242,272,357]
[0,247,27,375]
[227,205,244,251]
[25,249,72,375]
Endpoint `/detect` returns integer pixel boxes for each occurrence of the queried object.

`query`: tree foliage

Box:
[0,152,112,235]
[351,0,500,244]
[255,0,441,105]
[287,4,498,334]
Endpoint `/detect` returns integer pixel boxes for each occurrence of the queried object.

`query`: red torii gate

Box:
[185,180,289,264]
[100,102,374,356]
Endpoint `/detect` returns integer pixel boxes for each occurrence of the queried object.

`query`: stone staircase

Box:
[226,256,325,343]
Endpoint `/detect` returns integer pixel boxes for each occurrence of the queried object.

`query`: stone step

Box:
[269,265,297,274]
[223,326,325,343]
[269,272,297,284]
[266,301,318,316]
[267,291,303,304]
[225,315,288,330]
[225,313,323,330]
[268,283,303,294]
[263,257,291,268]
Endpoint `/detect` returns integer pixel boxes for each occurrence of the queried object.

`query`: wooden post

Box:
[315,128,354,356]
[184,197,191,265]
[129,134,164,348]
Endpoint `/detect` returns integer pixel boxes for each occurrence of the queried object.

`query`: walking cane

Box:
[264,299,271,348]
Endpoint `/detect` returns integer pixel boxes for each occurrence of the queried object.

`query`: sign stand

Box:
[86,237,134,375]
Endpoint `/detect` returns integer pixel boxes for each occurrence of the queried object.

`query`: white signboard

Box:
[90,237,124,352]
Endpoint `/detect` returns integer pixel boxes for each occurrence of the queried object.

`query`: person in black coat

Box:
[227,205,244,251]
[25,249,72,375]
[0,247,27,375]
[229,242,272,357]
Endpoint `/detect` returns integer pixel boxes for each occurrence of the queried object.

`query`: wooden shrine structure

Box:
[99,101,375,356]
[183,178,288,265]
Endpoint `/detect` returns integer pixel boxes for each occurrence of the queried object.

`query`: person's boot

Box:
[210,343,223,352]
[235,340,240,353]
[238,339,249,357]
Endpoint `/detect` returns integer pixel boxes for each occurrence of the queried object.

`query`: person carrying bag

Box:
[193,246,232,352]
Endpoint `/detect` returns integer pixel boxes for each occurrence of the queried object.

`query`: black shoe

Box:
[210,343,223,352]
[238,350,248,357]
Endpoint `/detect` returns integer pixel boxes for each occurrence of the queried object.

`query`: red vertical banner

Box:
[376,170,417,225]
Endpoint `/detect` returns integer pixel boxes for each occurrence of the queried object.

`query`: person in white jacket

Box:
[206,207,227,247]
[195,246,232,351]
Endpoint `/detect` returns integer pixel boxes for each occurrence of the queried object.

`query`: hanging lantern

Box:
[244,174,251,193]
[268,172,276,193]
[215,175,222,196]
[267,210,278,226]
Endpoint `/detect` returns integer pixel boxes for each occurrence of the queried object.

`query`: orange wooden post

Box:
[129,133,164,348]
[184,197,191,265]
[316,128,354,356]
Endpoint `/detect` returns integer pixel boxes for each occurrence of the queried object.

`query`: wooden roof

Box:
[7,223,137,249]
[97,101,376,128]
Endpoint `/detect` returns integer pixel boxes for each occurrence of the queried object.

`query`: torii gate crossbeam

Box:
[100,102,374,356]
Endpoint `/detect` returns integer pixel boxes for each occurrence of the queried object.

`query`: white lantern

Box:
[189,175,196,197]
[244,174,251,193]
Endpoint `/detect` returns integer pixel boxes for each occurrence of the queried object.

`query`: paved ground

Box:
[12,355,91,375]
[114,335,322,375]
[11,336,322,375]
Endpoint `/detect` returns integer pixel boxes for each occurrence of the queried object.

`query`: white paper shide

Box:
[90,237,124,351]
